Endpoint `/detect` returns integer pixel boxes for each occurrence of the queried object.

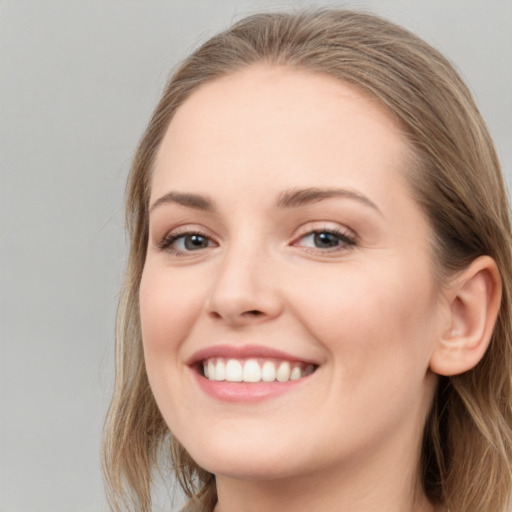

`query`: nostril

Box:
[208,309,262,320]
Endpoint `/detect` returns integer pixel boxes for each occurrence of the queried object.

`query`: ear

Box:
[430,256,502,376]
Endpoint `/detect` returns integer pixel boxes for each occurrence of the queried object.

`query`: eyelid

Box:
[155,222,357,256]
[292,221,357,241]
[156,225,218,253]
[291,223,357,253]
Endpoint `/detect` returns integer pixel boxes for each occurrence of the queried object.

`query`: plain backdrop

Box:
[1,1,511,511]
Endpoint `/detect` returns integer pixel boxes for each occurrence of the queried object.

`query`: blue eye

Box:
[159,232,215,253]
[296,229,355,251]
[311,232,342,248]
[180,234,210,250]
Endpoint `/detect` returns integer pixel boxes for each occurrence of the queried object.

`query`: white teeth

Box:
[243,359,261,383]
[276,361,291,382]
[215,358,226,381]
[225,359,243,382]
[261,360,276,382]
[290,366,302,381]
[203,357,315,383]
[207,359,215,380]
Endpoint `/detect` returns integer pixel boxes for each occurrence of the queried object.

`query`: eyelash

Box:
[157,228,215,255]
[157,227,357,255]
[294,227,356,253]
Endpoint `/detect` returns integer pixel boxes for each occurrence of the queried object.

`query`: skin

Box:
[139,65,448,512]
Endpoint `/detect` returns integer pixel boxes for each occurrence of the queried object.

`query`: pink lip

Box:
[191,371,309,403]
[187,344,318,366]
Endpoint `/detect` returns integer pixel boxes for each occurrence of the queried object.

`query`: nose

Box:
[205,243,283,326]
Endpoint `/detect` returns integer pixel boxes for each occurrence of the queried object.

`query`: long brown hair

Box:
[102,9,512,512]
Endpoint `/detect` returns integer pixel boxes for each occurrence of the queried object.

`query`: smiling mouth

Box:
[200,357,317,383]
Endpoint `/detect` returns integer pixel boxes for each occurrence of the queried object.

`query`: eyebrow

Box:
[149,191,214,213]
[149,187,381,215]
[276,187,382,215]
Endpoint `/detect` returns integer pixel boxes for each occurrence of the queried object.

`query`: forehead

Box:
[152,65,413,208]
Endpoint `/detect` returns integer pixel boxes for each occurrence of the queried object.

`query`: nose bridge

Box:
[206,230,281,323]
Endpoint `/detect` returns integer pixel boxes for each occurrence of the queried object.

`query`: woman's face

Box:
[140,66,444,482]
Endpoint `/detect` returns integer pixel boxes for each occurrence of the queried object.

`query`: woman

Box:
[102,9,512,512]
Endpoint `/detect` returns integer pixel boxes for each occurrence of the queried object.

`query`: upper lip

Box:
[187,344,320,366]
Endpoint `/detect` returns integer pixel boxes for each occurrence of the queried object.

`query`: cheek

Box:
[139,262,208,427]
[288,260,436,379]
[293,263,438,443]
[139,263,203,357]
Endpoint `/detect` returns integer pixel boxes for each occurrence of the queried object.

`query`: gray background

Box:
[1,1,510,511]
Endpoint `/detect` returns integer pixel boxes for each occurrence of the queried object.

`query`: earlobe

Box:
[429,256,502,376]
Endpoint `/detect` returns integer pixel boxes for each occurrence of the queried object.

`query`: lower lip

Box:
[191,368,311,403]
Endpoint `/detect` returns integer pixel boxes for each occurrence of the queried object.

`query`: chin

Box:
[195,455,304,482]
[178,428,307,481]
